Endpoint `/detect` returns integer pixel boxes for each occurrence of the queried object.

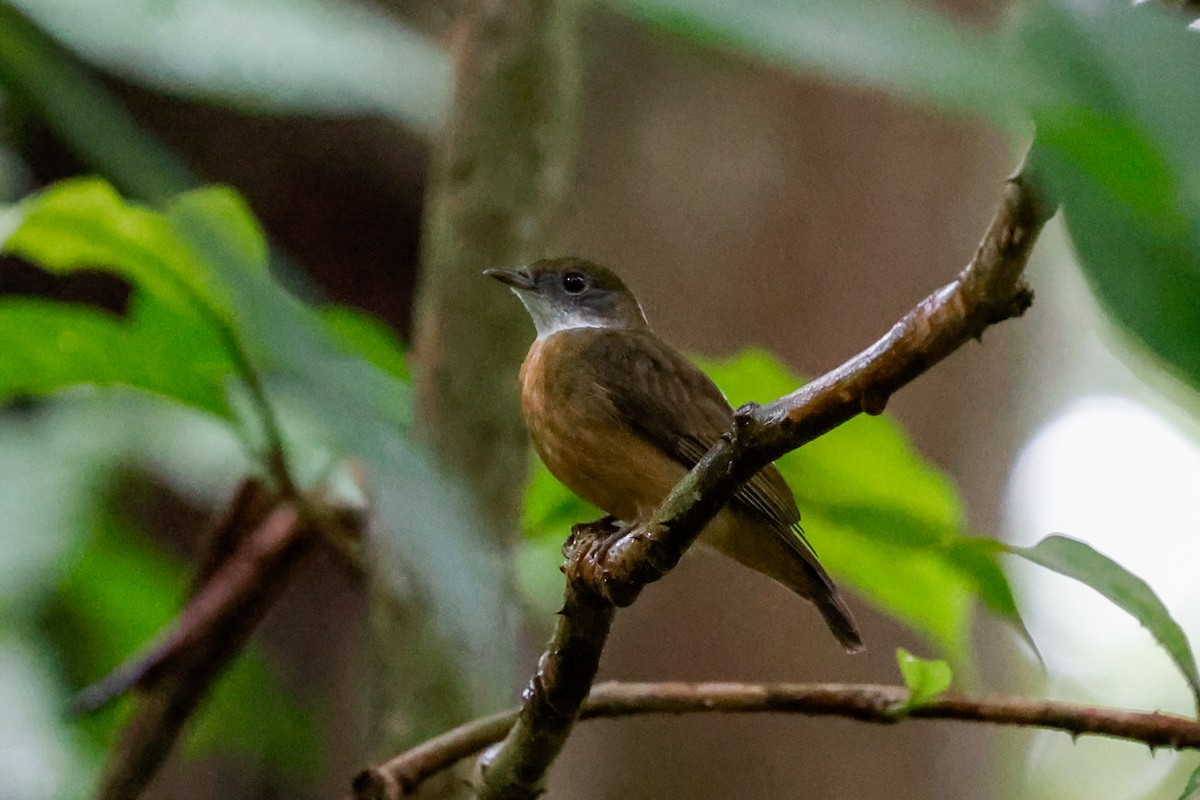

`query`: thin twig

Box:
[354,679,1200,798]
[461,159,1055,800]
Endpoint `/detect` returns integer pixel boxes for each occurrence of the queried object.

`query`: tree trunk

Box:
[369,0,582,762]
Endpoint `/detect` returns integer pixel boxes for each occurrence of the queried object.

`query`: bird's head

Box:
[485,257,648,339]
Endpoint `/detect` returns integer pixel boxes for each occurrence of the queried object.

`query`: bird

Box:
[485,257,863,652]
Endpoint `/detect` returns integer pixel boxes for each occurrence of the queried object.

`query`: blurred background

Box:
[1,0,1199,799]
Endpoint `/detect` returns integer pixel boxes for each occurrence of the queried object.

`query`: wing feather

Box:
[580,329,810,552]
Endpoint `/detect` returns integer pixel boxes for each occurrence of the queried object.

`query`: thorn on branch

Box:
[356,680,1200,798]
[734,401,760,418]
[1011,285,1035,317]
[860,388,889,416]
[731,401,760,441]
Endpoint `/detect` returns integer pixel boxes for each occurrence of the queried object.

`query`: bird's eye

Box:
[562,271,588,294]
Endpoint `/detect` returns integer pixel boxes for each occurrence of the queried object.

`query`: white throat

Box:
[514,291,619,340]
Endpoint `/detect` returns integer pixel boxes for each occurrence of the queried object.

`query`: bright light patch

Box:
[1007,395,1200,705]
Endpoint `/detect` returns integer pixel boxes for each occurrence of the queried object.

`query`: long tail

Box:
[810,581,864,653]
[702,512,865,653]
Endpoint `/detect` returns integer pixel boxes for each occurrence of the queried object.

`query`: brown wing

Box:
[577,328,863,652]
[580,328,808,547]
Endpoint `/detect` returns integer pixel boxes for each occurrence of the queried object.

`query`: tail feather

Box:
[701,510,865,653]
[813,585,865,654]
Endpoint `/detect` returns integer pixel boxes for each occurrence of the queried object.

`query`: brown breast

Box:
[519,331,686,521]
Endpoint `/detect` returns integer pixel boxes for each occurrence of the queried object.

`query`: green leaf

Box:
[0,300,232,417]
[705,350,1021,667]
[895,647,952,708]
[610,0,1048,123]
[0,180,239,416]
[319,305,411,383]
[1179,762,1200,800]
[1016,2,1200,395]
[10,0,450,134]
[163,186,517,708]
[1010,535,1200,711]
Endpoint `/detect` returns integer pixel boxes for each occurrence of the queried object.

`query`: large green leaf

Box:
[0,180,238,416]
[1010,534,1200,711]
[1016,1,1200,395]
[610,0,1049,124]
[164,187,517,709]
[9,0,450,134]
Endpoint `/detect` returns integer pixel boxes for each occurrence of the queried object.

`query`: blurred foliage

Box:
[613,0,1045,123]
[0,395,312,798]
[618,0,1200,399]
[319,306,412,384]
[165,186,518,706]
[8,0,449,133]
[895,648,953,709]
[0,3,194,202]
[1021,5,1200,398]
[0,179,517,784]
[49,495,322,777]
[0,176,509,633]
[0,181,241,416]
[1181,764,1200,800]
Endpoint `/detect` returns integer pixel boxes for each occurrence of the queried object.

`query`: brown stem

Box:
[91,498,315,800]
[354,679,1200,798]
[76,480,284,712]
[460,159,1055,800]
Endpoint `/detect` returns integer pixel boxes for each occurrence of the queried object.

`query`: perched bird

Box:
[486,257,863,652]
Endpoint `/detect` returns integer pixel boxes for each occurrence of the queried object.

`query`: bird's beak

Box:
[483,267,535,291]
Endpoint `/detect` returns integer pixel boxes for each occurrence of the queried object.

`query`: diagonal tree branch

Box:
[91,496,312,800]
[456,156,1056,800]
[76,480,290,713]
[353,679,1200,798]
[84,477,364,800]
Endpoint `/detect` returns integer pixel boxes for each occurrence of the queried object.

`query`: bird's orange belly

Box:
[520,338,686,521]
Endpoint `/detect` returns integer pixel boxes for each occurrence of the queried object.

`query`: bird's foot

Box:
[562,515,619,560]
[562,516,645,606]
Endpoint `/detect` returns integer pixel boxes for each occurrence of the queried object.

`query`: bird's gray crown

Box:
[486,257,649,339]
